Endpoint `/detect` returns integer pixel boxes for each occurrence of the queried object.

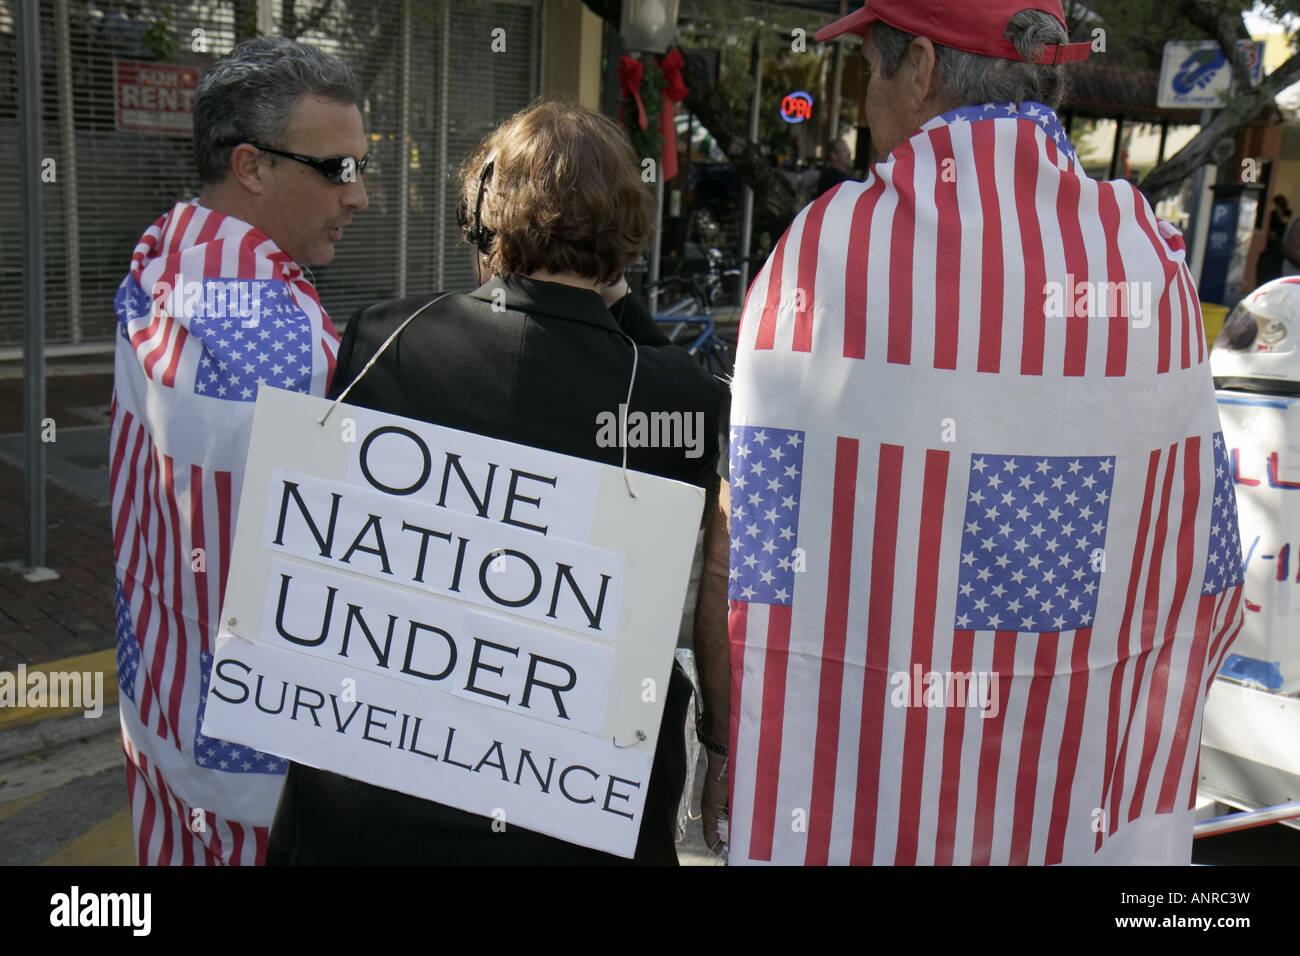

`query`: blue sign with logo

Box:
[1158,40,1265,109]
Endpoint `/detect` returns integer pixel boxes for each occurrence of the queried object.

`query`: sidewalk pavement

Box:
[0,366,116,672]
[0,649,132,865]
[0,362,133,864]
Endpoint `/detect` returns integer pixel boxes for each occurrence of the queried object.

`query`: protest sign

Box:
[1215,394,1300,691]
[201,387,704,857]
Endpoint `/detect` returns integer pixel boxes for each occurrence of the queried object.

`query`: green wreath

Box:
[623,58,664,164]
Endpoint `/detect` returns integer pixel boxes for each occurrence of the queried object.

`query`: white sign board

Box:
[201,387,705,857]
[1216,392,1300,692]
[1158,40,1265,110]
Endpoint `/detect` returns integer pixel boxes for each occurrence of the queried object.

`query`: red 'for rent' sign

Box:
[115,60,199,135]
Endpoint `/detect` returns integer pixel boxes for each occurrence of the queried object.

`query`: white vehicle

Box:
[1202,278,1300,840]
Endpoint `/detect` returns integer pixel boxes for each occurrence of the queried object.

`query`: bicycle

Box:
[646,248,739,378]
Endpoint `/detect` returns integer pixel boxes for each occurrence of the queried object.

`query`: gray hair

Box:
[193,36,361,184]
[874,9,1069,111]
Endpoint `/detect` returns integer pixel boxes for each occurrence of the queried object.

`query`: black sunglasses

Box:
[224,141,371,184]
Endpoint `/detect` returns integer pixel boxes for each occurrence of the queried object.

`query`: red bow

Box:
[658,49,689,182]
[619,56,648,132]
[660,48,688,102]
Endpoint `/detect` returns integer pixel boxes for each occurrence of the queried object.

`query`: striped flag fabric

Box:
[726,101,1244,865]
[111,199,339,865]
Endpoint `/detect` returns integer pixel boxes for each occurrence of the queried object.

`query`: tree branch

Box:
[292,0,338,40]
[230,0,258,42]
[1138,49,1300,204]
[677,46,801,232]
[581,0,800,237]
[1175,0,1253,91]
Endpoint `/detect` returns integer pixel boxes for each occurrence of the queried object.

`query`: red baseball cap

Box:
[813,0,1092,65]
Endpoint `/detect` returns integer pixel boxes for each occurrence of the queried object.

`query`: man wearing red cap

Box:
[698,1,1243,865]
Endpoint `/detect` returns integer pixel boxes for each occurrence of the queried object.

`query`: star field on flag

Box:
[194,650,289,775]
[948,101,1078,164]
[1203,432,1245,595]
[114,274,153,343]
[954,453,1116,632]
[728,425,805,606]
[114,580,140,704]
[191,281,315,402]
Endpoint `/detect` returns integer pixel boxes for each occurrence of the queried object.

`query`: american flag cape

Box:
[726,102,1245,865]
[111,199,340,864]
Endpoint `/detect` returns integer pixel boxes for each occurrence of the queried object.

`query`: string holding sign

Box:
[316,292,456,427]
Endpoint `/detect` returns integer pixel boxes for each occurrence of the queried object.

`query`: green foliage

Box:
[231,0,262,43]
[141,3,179,60]
[1081,0,1300,69]
[681,0,816,101]
[623,56,664,161]
[679,0,834,151]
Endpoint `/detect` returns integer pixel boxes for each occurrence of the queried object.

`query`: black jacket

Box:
[266,275,727,865]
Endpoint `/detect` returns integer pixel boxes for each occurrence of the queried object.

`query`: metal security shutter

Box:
[0,0,541,350]
[0,1,241,349]
[435,0,541,297]
[309,0,543,325]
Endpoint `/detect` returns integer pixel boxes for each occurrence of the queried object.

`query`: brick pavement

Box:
[0,369,116,671]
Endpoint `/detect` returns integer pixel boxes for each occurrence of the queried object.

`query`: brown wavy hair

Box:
[457,101,655,285]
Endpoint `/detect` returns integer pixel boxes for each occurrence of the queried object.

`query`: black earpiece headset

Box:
[464,159,496,254]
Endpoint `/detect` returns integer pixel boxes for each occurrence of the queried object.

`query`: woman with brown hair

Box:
[265,100,728,865]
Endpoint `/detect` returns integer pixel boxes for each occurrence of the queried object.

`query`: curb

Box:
[0,703,121,764]
[0,648,119,732]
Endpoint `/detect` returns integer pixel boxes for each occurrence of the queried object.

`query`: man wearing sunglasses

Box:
[110,36,368,866]
[204,135,370,268]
